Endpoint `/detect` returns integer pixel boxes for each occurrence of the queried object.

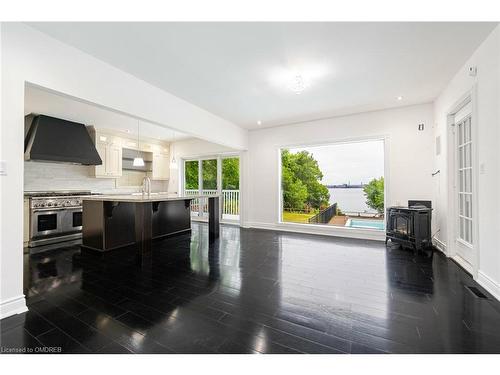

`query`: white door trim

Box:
[446,86,480,279]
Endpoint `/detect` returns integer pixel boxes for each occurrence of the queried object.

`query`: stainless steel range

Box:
[26,190,94,249]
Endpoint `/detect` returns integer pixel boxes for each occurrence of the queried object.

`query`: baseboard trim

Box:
[245,221,385,241]
[0,295,28,320]
[477,271,500,301]
[432,238,447,255]
[451,254,473,275]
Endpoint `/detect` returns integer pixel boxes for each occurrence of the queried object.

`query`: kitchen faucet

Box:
[142,176,151,197]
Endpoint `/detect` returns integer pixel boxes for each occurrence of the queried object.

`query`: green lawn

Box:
[282,211,315,223]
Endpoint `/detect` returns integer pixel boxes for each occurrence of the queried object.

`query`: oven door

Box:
[31,209,63,238]
[60,207,83,234]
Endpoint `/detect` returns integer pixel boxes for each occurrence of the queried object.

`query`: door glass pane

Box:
[465,218,470,243]
[464,144,470,168]
[458,122,463,144]
[222,157,240,221]
[469,220,473,243]
[201,159,218,216]
[464,119,470,142]
[184,160,200,217]
[185,161,199,190]
[459,147,464,168]
[466,169,472,192]
[465,194,471,218]
[202,159,218,191]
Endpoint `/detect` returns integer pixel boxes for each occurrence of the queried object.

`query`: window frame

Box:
[277,136,389,231]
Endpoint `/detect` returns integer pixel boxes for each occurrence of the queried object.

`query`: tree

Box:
[184,158,240,190]
[185,160,199,189]
[363,177,384,213]
[281,149,330,211]
[222,158,239,189]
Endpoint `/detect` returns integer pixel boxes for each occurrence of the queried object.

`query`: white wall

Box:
[433,26,500,299]
[242,103,434,240]
[168,138,237,193]
[0,23,247,319]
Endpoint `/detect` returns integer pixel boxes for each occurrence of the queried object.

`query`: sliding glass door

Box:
[183,156,240,222]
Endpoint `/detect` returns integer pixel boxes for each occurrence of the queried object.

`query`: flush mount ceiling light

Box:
[269,64,327,96]
[257,120,262,126]
[397,96,404,101]
[289,74,308,95]
[132,119,145,167]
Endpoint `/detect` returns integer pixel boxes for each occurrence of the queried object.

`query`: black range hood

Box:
[25,114,102,165]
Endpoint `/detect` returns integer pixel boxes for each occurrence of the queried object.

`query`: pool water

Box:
[347,219,385,230]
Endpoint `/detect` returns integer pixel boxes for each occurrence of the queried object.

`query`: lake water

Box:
[328,187,376,214]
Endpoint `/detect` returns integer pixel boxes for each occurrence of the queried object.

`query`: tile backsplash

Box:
[24,161,167,193]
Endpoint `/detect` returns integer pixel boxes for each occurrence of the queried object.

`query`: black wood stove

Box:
[386,200,432,253]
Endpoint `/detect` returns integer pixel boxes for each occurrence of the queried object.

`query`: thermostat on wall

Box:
[0,160,6,176]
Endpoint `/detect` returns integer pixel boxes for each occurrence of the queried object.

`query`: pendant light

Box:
[133,119,145,167]
[171,129,177,166]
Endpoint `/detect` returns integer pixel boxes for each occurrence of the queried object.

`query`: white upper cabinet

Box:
[89,127,169,180]
[107,143,123,177]
[152,152,170,180]
[91,129,123,178]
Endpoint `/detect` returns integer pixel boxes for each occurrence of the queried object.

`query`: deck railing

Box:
[185,189,240,218]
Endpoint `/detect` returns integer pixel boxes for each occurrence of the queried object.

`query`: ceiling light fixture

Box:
[270,64,326,95]
[289,74,307,95]
[397,96,403,101]
[132,120,145,167]
[257,120,262,126]
[170,130,177,166]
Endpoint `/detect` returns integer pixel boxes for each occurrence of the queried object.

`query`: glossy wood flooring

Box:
[2,224,500,354]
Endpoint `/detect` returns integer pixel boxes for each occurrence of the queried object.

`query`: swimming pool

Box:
[346,219,385,230]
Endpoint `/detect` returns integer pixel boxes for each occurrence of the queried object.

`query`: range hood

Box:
[25,114,102,165]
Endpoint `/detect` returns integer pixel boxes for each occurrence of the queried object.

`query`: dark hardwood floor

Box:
[2,223,500,354]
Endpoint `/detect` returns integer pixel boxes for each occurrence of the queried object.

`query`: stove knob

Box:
[48,202,53,207]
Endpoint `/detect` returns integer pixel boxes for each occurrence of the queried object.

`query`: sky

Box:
[291,139,384,185]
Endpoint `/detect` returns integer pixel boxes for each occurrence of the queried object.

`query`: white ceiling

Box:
[25,86,190,142]
[28,22,497,129]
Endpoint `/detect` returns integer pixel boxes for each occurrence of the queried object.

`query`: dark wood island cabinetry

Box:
[82,194,220,261]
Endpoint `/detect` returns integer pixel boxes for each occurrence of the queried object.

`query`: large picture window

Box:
[280,139,385,230]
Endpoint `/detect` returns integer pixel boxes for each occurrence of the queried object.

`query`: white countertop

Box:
[82,193,219,203]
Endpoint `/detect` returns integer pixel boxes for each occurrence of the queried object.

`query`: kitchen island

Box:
[81,194,219,261]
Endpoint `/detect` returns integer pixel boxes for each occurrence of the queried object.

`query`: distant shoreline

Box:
[325,184,365,189]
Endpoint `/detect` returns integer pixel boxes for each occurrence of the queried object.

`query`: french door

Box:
[183,156,240,222]
[454,102,474,268]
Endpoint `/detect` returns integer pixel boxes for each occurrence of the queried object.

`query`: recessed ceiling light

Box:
[257,120,262,125]
[397,96,403,101]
